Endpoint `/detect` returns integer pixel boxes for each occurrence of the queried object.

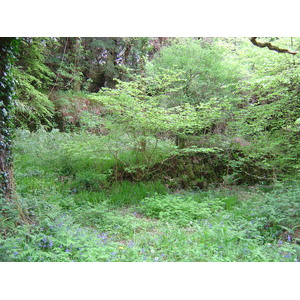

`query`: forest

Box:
[0,37,300,262]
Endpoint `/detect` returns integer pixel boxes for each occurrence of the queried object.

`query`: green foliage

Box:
[13,38,56,128]
[13,129,169,208]
[255,183,300,230]
[4,37,300,263]
[50,91,103,132]
[0,196,19,236]
[5,125,300,262]
[229,37,300,136]
[92,70,224,173]
[97,69,221,133]
[147,38,242,106]
[106,180,167,205]
[0,198,120,262]
[137,193,225,226]
[49,38,86,91]
[1,185,299,262]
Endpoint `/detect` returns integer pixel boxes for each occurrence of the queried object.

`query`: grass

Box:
[0,130,299,262]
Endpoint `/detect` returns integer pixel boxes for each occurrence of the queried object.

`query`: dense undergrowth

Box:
[0,130,299,262]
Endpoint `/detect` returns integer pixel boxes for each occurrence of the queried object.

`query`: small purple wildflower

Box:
[128,241,135,248]
[278,240,283,245]
[14,251,19,255]
[111,252,117,256]
[98,233,108,240]
[65,249,71,252]
[287,235,292,242]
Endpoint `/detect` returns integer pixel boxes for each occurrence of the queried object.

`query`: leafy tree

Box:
[230,37,300,136]
[10,37,156,131]
[222,37,300,178]
[92,69,222,171]
[146,38,242,106]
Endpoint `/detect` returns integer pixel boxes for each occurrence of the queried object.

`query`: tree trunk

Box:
[175,135,186,149]
[0,38,18,201]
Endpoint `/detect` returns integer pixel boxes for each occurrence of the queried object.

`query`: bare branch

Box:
[250,37,297,55]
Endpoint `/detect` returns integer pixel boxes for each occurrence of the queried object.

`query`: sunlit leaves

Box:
[92,72,220,139]
[147,38,242,106]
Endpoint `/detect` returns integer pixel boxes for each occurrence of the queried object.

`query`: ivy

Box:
[0,38,19,199]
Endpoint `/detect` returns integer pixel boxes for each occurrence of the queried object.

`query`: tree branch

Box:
[250,37,297,55]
